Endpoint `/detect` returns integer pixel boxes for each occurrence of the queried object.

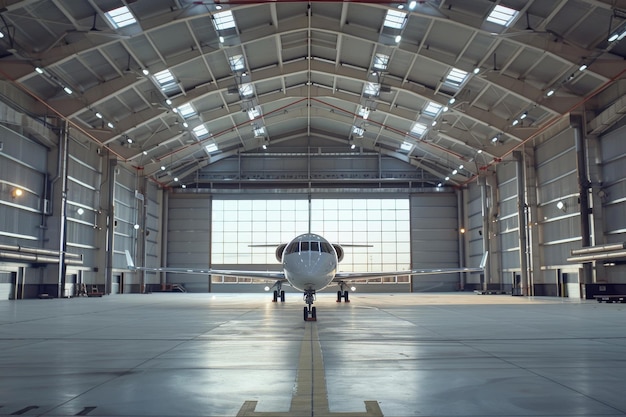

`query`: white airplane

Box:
[126,233,487,321]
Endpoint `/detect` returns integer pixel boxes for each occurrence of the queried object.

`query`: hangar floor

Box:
[1,293,626,417]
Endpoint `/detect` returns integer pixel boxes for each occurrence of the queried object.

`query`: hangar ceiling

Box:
[0,0,625,188]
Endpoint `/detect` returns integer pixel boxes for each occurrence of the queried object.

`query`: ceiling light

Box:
[63,86,73,95]
[491,136,498,143]
[512,119,519,126]
[449,97,456,104]
[107,122,114,128]
[398,4,404,9]
[546,89,555,97]
[35,67,44,74]
[437,182,442,187]
[262,144,267,150]
[452,169,458,175]
[95,112,103,119]
[431,121,437,126]
[165,99,172,105]
[142,151,148,155]
[473,67,480,74]
[443,106,449,112]
[459,164,464,170]
[142,68,149,76]
[174,177,179,182]
[161,166,166,171]
[408,1,417,10]
[477,149,483,154]
[126,137,133,144]
[445,176,450,181]
[0,31,4,39]
[520,112,527,119]
[182,184,187,189]
[219,36,225,43]
[182,122,189,128]
[394,35,402,43]
[215,4,222,10]
[578,64,588,72]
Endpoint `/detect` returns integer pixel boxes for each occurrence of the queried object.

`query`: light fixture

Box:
[181,184,187,189]
[459,164,464,170]
[11,188,24,198]
[350,286,356,292]
[408,1,417,10]
[556,201,566,211]
[165,99,172,105]
[473,67,480,74]
[142,151,148,155]
[142,68,150,76]
[76,208,84,215]
[443,105,449,112]
[35,67,44,74]
[174,177,179,182]
[512,119,519,126]
[477,149,483,154]
[133,224,140,230]
[219,36,225,43]
[445,176,450,181]
[95,112,103,119]
[546,89,555,97]
[161,165,166,171]
[437,182,443,187]
[491,136,499,143]
[395,35,401,43]
[431,120,437,126]
[520,112,527,120]
[107,122,114,129]
[578,64,588,72]
[216,4,222,10]
[0,30,4,38]
[449,97,456,104]
[452,169,458,175]
[459,227,466,234]
[182,122,189,128]
[126,137,133,144]
[63,86,73,95]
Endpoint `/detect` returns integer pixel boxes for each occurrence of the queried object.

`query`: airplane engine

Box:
[332,244,344,262]
[275,243,287,262]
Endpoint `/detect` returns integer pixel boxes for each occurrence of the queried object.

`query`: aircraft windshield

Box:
[285,240,334,254]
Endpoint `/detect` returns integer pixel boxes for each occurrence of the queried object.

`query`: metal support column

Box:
[573,115,593,287]
[514,151,529,295]
[57,121,70,298]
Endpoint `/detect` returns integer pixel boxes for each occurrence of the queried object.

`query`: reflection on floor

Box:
[1,293,626,417]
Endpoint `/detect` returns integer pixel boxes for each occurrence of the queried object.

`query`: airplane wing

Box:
[124,251,286,281]
[333,252,488,281]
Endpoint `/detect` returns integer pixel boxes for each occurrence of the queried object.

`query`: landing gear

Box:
[303,289,317,321]
[272,282,285,303]
[336,281,350,303]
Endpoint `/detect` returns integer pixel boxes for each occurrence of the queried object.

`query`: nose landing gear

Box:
[303,289,317,321]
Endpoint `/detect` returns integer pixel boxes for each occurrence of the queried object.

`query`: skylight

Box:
[364,82,380,96]
[248,107,260,120]
[411,122,428,136]
[177,103,196,119]
[205,143,219,154]
[213,10,236,31]
[154,69,177,91]
[193,125,210,139]
[486,5,519,27]
[373,53,389,70]
[444,68,469,88]
[423,101,443,117]
[353,126,364,137]
[105,6,137,29]
[400,141,413,151]
[229,54,245,71]
[383,9,407,29]
[358,106,370,120]
[253,127,265,137]
[239,83,254,97]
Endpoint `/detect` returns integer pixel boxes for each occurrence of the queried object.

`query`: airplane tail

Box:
[479,251,489,269]
[125,250,136,270]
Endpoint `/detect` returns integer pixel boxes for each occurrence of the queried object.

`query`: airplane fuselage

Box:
[281,233,337,292]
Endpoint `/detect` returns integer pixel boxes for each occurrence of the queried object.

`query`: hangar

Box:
[1,0,626,416]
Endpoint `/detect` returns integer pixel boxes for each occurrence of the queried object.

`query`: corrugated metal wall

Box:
[534,128,580,295]
[599,125,626,283]
[410,192,461,291]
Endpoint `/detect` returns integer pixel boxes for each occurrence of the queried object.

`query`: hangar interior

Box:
[1,0,626,300]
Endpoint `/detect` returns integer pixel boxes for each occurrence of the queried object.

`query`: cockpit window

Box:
[300,241,309,252]
[286,242,299,254]
[310,241,320,252]
[321,242,333,254]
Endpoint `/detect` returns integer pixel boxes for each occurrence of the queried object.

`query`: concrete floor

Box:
[1,293,626,417]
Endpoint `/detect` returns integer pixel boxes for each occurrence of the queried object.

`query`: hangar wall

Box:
[1,97,626,299]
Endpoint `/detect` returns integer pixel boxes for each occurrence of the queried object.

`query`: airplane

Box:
[126,233,487,321]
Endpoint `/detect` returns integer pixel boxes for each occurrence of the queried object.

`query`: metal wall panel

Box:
[410,192,460,291]
[0,126,46,245]
[496,162,520,272]
[166,195,211,291]
[535,128,579,282]
[599,125,626,282]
